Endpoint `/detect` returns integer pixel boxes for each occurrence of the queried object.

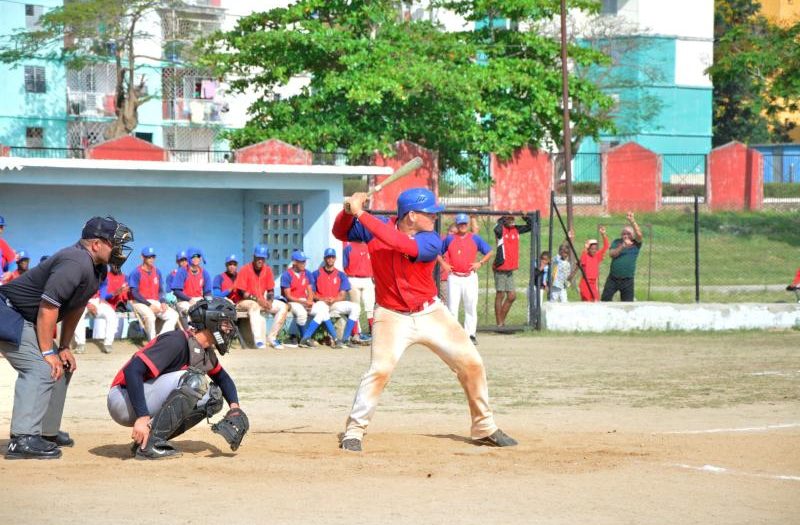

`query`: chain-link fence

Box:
[545,195,800,305]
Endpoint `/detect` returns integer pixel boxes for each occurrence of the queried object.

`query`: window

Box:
[135,132,154,143]
[26,127,44,148]
[601,0,618,15]
[24,65,46,93]
[25,4,43,29]
[262,202,304,277]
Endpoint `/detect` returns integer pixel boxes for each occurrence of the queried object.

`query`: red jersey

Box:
[2,269,22,284]
[312,268,347,300]
[495,226,521,271]
[217,272,243,303]
[578,237,610,281]
[234,263,275,299]
[280,269,310,301]
[104,272,128,310]
[443,233,491,274]
[183,268,205,297]
[133,265,161,300]
[333,211,442,312]
[0,238,14,272]
[343,241,373,278]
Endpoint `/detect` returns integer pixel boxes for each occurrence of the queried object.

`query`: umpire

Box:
[0,216,133,459]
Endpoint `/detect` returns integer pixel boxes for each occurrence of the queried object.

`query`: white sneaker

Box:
[74,345,86,354]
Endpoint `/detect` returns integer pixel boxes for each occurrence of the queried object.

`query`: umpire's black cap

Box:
[81,216,119,241]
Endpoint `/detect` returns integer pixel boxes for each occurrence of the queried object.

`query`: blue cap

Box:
[253,243,269,259]
[455,213,469,224]
[175,250,188,262]
[225,254,238,264]
[291,250,308,262]
[141,246,156,257]
[0,215,5,226]
[397,188,444,218]
[323,248,336,258]
[187,246,203,258]
[16,250,29,261]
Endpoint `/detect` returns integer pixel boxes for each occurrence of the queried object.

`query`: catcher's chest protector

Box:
[188,337,217,374]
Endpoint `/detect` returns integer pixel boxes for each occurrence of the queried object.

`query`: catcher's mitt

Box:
[211,407,249,451]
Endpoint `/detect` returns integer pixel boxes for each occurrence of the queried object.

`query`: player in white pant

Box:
[343,241,375,337]
[73,297,117,354]
[438,213,493,344]
[128,246,179,341]
[334,188,517,452]
[297,248,362,348]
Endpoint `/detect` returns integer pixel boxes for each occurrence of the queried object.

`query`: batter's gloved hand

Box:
[211,407,249,451]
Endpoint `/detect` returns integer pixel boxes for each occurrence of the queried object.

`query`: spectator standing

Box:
[128,247,179,340]
[550,243,573,303]
[0,216,132,459]
[601,212,643,302]
[233,244,290,349]
[578,227,609,302]
[492,215,532,326]
[533,251,550,305]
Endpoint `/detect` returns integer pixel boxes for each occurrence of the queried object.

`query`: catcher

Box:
[106,298,249,460]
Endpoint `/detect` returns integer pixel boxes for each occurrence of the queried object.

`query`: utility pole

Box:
[559,0,574,230]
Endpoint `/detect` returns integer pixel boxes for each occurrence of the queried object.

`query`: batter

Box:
[333,188,517,452]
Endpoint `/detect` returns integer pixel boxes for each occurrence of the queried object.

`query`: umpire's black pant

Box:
[601,276,635,302]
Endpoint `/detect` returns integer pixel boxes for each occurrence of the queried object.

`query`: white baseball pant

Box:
[132,300,179,341]
[343,301,498,441]
[176,297,203,316]
[236,299,289,344]
[446,272,479,337]
[74,298,117,346]
[550,288,568,303]
[288,302,311,334]
[347,277,375,319]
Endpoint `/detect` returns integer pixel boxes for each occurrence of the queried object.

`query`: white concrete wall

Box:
[543,302,800,332]
[675,40,713,87]
[620,0,713,39]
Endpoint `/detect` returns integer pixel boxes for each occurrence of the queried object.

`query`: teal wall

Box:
[0,0,68,147]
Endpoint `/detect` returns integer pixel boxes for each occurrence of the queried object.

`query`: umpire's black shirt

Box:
[0,242,107,323]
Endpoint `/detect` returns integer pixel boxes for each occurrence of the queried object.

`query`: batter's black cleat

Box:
[5,434,62,460]
[135,437,181,460]
[340,438,362,452]
[42,430,75,447]
[473,429,518,447]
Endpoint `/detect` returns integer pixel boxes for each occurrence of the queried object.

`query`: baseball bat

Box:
[345,156,424,213]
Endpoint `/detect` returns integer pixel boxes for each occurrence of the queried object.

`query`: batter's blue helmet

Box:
[225,253,238,264]
[141,246,156,257]
[253,244,269,259]
[455,213,469,224]
[16,250,29,261]
[175,250,188,262]
[323,248,336,258]
[397,188,444,218]
[291,250,308,262]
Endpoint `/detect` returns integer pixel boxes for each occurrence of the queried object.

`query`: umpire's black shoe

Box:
[135,437,181,460]
[43,430,75,447]
[473,429,518,448]
[5,435,62,460]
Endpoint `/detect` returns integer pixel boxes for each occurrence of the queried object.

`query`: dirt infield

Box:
[1,331,798,525]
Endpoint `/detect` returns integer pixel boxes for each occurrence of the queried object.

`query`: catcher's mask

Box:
[187,298,239,354]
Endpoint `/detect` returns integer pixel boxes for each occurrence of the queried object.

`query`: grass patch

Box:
[764,182,800,198]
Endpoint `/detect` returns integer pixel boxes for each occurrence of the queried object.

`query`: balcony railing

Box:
[162,98,226,123]
[67,91,117,118]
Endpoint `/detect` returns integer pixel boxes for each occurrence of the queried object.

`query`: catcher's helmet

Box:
[188,298,239,355]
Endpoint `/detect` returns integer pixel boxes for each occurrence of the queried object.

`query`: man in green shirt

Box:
[601,212,643,302]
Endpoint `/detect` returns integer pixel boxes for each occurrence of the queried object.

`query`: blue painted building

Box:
[0,158,389,281]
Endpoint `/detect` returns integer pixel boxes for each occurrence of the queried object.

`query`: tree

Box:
[708,0,800,145]
[200,0,613,178]
[0,1,178,140]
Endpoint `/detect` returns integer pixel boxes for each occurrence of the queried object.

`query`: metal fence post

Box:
[529,211,542,330]
[694,194,700,303]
